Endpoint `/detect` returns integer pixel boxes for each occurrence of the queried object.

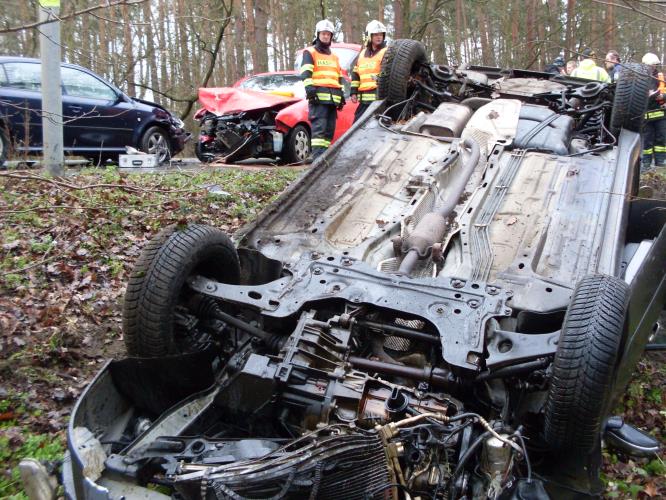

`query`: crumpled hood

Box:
[198,87,301,116]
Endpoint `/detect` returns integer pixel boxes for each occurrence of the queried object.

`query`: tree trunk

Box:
[454,0,462,64]
[342,0,354,45]
[394,0,404,39]
[526,0,536,69]
[121,2,135,96]
[606,4,615,52]
[245,0,257,72]
[511,0,520,64]
[253,0,269,72]
[566,0,576,58]
[476,3,490,66]
[143,0,159,104]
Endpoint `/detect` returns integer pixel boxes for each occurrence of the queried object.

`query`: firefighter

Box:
[350,20,388,122]
[300,19,345,162]
[641,52,666,170]
[570,48,611,82]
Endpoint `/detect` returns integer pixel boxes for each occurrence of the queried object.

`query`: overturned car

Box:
[63,40,665,499]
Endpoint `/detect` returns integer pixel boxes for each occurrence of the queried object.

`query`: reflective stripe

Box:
[645,110,665,119]
[351,81,360,88]
[311,138,331,147]
[359,93,377,102]
[300,64,314,73]
[643,148,654,155]
[314,78,342,86]
[571,60,611,82]
[655,146,666,152]
[316,92,342,103]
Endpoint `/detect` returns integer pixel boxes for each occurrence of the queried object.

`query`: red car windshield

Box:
[238,73,305,99]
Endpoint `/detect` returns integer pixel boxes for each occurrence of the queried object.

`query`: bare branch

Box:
[0,0,148,34]
[590,0,666,23]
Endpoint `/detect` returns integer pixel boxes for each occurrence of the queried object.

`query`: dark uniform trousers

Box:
[309,103,337,159]
[354,102,372,123]
[642,117,666,168]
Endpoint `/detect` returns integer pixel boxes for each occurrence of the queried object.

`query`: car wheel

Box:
[122,224,240,357]
[195,140,216,163]
[0,128,9,169]
[610,63,651,137]
[140,126,172,164]
[377,39,427,105]
[283,124,310,164]
[544,274,630,453]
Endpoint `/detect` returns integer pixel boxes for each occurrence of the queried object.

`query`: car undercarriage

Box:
[62,40,665,500]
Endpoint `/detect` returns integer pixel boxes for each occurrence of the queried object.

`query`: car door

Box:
[0,61,44,153]
[332,77,358,142]
[60,66,136,152]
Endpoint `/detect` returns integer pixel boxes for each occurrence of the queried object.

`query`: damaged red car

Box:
[194,80,357,164]
[194,43,360,164]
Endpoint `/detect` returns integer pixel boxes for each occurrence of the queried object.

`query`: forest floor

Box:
[0,165,664,498]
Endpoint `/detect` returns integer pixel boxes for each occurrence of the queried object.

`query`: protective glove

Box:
[305,87,318,103]
[337,95,346,111]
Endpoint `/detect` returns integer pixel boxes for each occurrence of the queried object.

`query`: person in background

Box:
[571,48,611,82]
[544,56,566,75]
[566,59,577,75]
[605,50,621,82]
[640,52,666,170]
[300,19,345,162]
[350,20,388,122]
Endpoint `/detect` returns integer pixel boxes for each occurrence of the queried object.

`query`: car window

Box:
[334,48,360,74]
[239,74,302,92]
[0,65,8,87]
[2,62,42,91]
[61,67,117,100]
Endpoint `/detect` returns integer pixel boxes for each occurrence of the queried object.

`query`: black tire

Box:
[140,125,172,164]
[283,124,310,164]
[377,39,428,104]
[0,128,9,169]
[544,274,630,453]
[122,225,178,355]
[610,63,651,137]
[195,140,216,163]
[122,224,240,357]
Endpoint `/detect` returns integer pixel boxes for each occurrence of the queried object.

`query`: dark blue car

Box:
[0,56,190,166]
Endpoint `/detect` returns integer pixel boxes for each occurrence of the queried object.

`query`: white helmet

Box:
[365,20,387,36]
[642,52,660,65]
[315,19,335,36]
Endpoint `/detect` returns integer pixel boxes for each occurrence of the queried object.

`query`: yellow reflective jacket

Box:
[300,46,344,104]
[570,59,611,83]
